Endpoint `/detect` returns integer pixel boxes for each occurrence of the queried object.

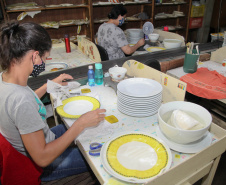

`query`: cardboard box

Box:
[191,4,205,17]
[189,17,203,29]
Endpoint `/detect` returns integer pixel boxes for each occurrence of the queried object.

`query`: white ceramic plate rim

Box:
[156,126,212,153]
[117,104,160,115]
[117,100,162,109]
[117,78,163,97]
[117,90,162,99]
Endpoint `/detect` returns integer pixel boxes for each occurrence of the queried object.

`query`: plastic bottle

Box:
[64,34,71,53]
[95,63,103,85]
[163,26,169,32]
[88,65,95,86]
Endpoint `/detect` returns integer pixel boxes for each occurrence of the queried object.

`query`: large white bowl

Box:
[158,101,212,144]
[163,39,182,49]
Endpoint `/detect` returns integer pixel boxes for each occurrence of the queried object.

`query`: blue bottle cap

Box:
[95,63,102,69]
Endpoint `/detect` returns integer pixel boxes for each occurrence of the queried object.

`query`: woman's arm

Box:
[121,38,145,55]
[21,108,106,167]
[34,73,73,98]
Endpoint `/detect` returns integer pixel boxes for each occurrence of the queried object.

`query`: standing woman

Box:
[0,21,106,182]
[97,4,145,60]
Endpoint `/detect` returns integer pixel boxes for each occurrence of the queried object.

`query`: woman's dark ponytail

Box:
[0,20,52,70]
[108,4,127,19]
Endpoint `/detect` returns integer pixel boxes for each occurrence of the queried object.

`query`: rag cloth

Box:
[180,67,226,99]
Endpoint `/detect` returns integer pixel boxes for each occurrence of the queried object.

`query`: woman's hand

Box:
[75,109,106,129]
[52,73,73,86]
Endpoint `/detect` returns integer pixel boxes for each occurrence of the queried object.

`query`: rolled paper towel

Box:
[170,110,204,130]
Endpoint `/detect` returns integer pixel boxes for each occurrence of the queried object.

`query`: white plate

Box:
[156,126,212,153]
[117,100,161,110]
[45,62,68,72]
[132,51,149,56]
[63,100,93,115]
[117,90,162,100]
[118,103,160,114]
[145,47,166,53]
[100,131,172,183]
[98,2,112,5]
[60,3,74,6]
[118,99,162,109]
[117,104,158,117]
[118,93,162,103]
[117,78,162,97]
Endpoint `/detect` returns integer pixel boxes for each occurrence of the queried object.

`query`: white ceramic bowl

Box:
[148,33,159,42]
[158,101,212,144]
[109,66,127,82]
[163,39,182,49]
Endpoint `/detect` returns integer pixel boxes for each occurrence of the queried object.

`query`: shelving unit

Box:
[0,0,192,43]
[92,0,154,36]
[153,0,191,42]
[0,0,94,41]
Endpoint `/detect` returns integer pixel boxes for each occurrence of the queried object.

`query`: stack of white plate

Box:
[126,29,144,44]
[117,78,162,117]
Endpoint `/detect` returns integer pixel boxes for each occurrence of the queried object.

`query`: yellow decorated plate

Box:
[56,96,100,119]
[146,47,166,52]
[100,132,172,183]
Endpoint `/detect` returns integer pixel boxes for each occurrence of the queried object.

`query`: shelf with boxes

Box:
[153,0,191,42]
[188,2,205,30]
[92,0,154,36]
[0,0,94,42]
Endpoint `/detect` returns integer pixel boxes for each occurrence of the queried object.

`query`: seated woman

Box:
[0,20,106,181]
[97,4,145,60]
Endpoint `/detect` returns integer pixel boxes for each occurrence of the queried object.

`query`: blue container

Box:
[88,65,95,86]
[95,63,103,85]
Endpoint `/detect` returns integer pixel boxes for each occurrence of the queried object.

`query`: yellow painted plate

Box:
[100,132,172,183]
[146,47,166,52]
[56,96,100,119]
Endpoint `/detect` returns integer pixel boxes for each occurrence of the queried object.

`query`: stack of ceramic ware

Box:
[117,78,162,117]
[126,29,144,44]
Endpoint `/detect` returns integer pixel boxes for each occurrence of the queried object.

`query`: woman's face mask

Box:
[30,61,45,77]
[118,17,124,26]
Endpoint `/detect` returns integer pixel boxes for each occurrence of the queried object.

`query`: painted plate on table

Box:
[45,62,68,72]
[56,96,100,119]
[146,47,166,52]
[100,131,172,183]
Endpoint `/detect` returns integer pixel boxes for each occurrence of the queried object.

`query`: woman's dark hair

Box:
[108,4,127,19]
[0,20,52,70]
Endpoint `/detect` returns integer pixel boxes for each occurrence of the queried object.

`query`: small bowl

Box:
[148,33,159,42]
[163,39,182,49]
[158,101,212,144]
[109,65,127,82]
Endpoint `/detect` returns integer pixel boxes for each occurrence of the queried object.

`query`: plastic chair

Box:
[143,59,161,71]
[95,44,109,61]
[0,133,42,185]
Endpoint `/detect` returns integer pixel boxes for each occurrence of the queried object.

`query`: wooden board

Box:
[77,35,101,62]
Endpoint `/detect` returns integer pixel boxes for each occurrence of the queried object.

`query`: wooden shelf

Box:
[92,2,153,7]
[153,0,192,42]
[155,2,187,6]
[155,15,186,20]
[1,0,192,42]
[1,0,94,41]
[6,5,89,13]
